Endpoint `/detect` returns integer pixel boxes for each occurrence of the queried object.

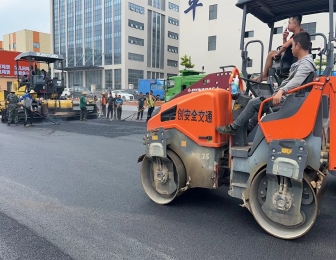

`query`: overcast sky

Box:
[0,0,50,37]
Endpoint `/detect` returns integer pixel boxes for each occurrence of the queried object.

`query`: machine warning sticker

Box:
[281,148,292,155]
[177,109,212,123]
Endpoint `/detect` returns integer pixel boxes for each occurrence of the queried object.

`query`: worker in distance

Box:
[216,31,317,135]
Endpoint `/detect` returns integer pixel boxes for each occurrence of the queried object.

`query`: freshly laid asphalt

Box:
[0,107,335,260]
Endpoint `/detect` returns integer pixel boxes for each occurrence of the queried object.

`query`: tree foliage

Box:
[180,54,195,70]
[314,58,327,68]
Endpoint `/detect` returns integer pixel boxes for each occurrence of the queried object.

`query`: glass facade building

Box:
[51,0,179,90]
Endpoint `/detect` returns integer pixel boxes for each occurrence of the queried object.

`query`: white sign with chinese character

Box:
[14,65,30,76]
[0,64,11,75]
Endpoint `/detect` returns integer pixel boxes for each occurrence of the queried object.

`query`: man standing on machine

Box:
[19,90,35,127]
[252,15,303,82]
[6,91,19,126]
[217,32,316,135]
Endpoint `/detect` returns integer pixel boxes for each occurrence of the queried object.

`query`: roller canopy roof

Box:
[15,51,64,63]
[236,0,335,25]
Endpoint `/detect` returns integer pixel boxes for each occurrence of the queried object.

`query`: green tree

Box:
[180,54,195,70]
[314,58,327,70]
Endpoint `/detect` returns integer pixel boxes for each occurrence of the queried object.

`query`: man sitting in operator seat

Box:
[216,31,316,136]
[252,15,303,82]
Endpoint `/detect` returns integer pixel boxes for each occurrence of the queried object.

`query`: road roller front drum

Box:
[141,149,187,205]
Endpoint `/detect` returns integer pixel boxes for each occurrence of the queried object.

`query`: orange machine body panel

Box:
[147,88,233,148]
[259,81,325,142]
[327,78,336,172]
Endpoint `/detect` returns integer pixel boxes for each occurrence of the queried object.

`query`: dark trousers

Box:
[113,106,117,119]
[24,108,33,125]
[147,106,154,122]
[117,107,122,120]
[80,107,87,120]
[107,105,113,118]
[137,106,144,119]
[232,96,284,130]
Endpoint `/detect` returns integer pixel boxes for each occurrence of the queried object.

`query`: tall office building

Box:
[51,0,180,90]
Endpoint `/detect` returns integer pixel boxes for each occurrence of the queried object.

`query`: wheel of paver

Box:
[141,149,187,205]
[249,169,318,239]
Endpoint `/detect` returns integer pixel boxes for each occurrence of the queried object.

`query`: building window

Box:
[168,2,179,12]
[244,31,254,38]
[128,69,144,88]
[105,69,113,89]
[114,0,122,64]
[128,52,144,62]
[209,4,217,20]
[13,43,16,49]
[69,71,83,87]
[104,0,113,65]
[167,45,178,53]
[161,0,165,11]
[93,0,102,66]
[33,42,40,48]
[85,70,102,90]
[151,0,164,10]
[247,59,253,67]
[84,0,93,66]
[128,36,144,46]
[150,11,163,69]
[168,17,179,26]
[273,27,283,34]
[114,69,121,89]
[301,22,316,40]
[128,19,144,30]
[208,36,216,51]
[128,2,144,14]
[167,59,178,67]
[168,31,178,40]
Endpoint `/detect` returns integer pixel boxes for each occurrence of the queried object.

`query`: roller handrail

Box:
[257,81,325,124]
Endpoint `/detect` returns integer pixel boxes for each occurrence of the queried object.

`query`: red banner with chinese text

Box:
[0,50,31,78]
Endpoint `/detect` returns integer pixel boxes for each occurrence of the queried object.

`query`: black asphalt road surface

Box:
[0,118,335,260]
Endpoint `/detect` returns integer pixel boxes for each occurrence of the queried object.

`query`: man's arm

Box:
[277,38,293,56]
[279,63,314,94]
[19,94,26,102]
